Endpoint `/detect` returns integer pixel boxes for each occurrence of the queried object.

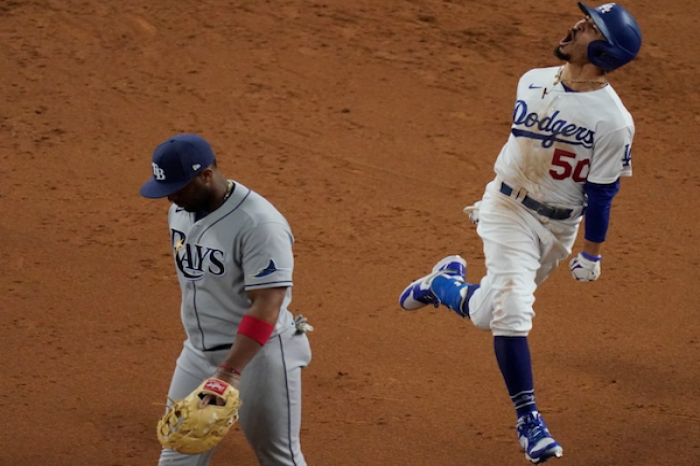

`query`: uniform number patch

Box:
[549,148,590,182]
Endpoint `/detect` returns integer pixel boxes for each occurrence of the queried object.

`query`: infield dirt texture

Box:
[2,1,698,465]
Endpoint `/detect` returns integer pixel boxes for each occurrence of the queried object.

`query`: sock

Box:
[494,336,538,419]
[430,275,480,318]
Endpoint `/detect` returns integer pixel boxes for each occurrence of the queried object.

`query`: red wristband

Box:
[237,315,275,346]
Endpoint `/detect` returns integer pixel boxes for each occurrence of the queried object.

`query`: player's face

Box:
[555,16,605,64]
[168,170,215,212]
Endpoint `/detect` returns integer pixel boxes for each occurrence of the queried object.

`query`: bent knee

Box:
[470,287,535,335]
[469,310,492,331]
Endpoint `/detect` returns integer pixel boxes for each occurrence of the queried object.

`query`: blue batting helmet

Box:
[578,2,642,71]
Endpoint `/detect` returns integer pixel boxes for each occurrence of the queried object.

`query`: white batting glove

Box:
[293,314,314,334]
[463,201,482,226]
[569,252,602,282]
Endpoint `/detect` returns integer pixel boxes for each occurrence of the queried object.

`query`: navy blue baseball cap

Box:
[140,134,216,199]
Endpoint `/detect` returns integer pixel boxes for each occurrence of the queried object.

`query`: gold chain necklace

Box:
[553,67,606,87]
[223,181,234,201]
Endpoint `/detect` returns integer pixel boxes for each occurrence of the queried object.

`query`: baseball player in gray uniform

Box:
[140,134,312,466]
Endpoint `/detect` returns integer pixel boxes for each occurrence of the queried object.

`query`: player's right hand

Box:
[463,201,482,226]
[569,252,601,282]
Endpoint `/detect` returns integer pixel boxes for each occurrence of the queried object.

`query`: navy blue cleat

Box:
[398,255,466,310]
[516,411,564,464]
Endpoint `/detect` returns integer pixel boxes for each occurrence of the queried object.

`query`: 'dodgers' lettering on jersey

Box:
[511,100,595,149]
[171,229,225,280]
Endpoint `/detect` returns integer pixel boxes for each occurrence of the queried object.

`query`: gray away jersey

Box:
[168,181,295,351]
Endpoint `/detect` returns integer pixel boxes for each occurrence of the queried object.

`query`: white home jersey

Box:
[168,181,295,351]
[494,66,634,208]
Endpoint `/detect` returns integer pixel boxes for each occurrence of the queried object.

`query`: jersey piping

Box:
[190,187,252,350]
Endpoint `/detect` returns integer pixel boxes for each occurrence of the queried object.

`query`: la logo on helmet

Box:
[599,3,616,13]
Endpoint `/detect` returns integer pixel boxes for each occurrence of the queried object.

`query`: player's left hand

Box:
[569,252,601,282]
[157,378,242,454]
[202,369,240,406]
[213,370,241,390]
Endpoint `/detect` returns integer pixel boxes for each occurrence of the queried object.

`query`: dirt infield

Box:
[2,0,699,465]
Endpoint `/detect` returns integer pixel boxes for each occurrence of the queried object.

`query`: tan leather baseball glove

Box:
[157,378,242,455]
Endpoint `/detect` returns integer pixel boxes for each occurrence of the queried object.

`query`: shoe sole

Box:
[525,445,563,464]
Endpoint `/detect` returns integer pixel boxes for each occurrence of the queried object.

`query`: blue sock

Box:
[430,275,479,318]
[494,336,538,419]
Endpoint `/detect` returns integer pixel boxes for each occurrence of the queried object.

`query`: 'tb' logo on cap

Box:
[152,163,166,180]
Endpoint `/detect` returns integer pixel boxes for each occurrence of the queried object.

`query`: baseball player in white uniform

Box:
[399,3,642,463]
[140,134,313,466]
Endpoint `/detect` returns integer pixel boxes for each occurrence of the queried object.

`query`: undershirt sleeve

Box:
[584,179,620,243]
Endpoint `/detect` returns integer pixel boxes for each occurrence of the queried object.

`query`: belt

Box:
[499,182,577,220]
[204,343,233,352]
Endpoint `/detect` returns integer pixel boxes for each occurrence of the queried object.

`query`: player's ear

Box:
[199,167,215,183]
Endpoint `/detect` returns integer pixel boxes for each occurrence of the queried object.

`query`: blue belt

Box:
[499,182,577,220]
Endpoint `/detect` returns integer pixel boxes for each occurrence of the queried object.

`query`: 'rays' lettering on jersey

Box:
[171,229,225,280]
[511,100,595,149]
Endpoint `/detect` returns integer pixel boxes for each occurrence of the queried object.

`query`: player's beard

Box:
[178,191,214,213]
[554,46,571,62]
[176,202,198,213]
